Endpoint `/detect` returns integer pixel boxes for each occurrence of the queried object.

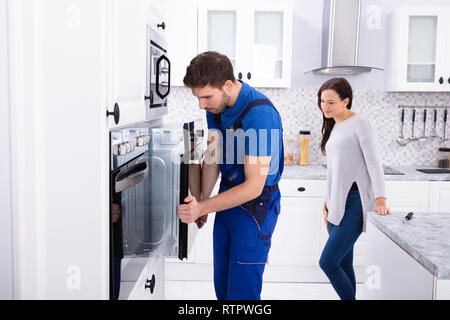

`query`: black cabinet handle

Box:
[144,91,154,105]
[156,55,171,99]
[145,274,156,294]
[106,103,120,125]
[448,77,450,84]
[238,72,243,80]
[157,22,165,30]
[247,72,252,80]
[439,77,444,84]
[297,187,306,192]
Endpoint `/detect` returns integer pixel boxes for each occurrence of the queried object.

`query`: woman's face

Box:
[320,89,350,119]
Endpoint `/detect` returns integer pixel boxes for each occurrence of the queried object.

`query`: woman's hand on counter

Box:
[375,197,391,216]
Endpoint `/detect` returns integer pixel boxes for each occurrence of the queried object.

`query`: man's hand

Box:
[112,203,120,223]
[195,215,208,229]
[178,195,203,224]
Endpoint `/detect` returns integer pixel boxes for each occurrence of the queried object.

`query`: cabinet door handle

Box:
[439,77,444,85]
[297,187,306,192]
[106,103,120,125]
[157,22,166,30]
[238,72,243,80]
[145,274,156,294]
[247,72,252,80]
[448,77,450,84]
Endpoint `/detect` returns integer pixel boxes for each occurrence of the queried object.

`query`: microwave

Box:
[145,25,170,120]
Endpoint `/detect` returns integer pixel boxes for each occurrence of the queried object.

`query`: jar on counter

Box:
[299,131,311,166]
[283,138,296,166]
[438,148,450,168]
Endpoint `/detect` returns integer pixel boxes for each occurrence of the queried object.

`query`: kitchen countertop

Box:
[282,165,450,181]
[367,211,450,279]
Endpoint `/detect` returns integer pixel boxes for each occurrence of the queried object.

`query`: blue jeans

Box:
[319,190,363,300]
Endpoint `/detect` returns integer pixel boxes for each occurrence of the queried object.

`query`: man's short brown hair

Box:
[183,51,236,89]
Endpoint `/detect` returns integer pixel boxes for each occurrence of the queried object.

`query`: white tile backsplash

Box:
[167,86,450,166]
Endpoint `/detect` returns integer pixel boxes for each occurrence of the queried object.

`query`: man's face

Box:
[192,85,230,114]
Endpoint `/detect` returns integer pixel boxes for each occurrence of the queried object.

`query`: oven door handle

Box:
[155,55,171,100]
[115,162,148,193]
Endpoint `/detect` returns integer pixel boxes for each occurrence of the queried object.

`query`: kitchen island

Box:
[364,211,450,300]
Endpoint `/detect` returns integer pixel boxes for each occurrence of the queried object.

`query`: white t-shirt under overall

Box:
[325,114,386,232]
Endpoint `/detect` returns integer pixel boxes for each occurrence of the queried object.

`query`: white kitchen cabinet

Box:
[386,7,450,92]
[7,0,110,299]
[385,180,430,212]
[197,0,293,88]
[165,0,198,86]
[146,0,167,25]
[363,222,434,300]
[122,257,165,300]
[107,0,147,128]
[268,180,325,270]
[428,181,450,213]
[265,179,367,283]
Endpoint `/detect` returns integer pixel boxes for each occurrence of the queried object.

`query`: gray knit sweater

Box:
[325,114,386,232]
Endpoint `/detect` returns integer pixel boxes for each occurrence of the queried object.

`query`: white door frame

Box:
[0,0,13,300]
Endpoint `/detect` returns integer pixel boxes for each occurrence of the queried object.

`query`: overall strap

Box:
[221,98,277,181]
[231,98,275,130]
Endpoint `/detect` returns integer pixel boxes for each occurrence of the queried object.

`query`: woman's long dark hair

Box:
[317,78,353,154]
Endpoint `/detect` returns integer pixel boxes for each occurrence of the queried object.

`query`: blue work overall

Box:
[212,98,284,300]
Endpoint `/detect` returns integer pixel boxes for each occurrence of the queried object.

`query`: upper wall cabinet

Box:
[163,0,293,88]
[386,7,450,92]
[198,1,293,88]
[107,0,147,128]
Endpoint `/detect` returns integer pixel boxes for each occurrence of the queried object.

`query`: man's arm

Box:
[191,130,220,228]
[178,155,271,224]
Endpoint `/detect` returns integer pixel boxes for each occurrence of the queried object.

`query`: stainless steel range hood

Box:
[312,0,383,75]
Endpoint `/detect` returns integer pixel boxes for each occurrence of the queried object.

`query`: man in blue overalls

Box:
[178,51,284,300]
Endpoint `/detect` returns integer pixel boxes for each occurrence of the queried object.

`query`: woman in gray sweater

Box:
[317,78,390,300]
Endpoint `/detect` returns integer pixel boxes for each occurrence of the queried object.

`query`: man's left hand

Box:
[178,195,203,224]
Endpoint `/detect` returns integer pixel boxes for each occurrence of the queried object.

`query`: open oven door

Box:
[177,121,204,260]
[145,122,203,261]
[178,161,189,260]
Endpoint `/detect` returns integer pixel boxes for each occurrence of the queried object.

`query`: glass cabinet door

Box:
[252,11,284,81]
[198,2,292,88]
[407,15,438,83]
[247,5,292,88]
[206,10,237,70]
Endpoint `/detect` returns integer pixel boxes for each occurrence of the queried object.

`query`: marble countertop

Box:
[282,165,450,181]
[367,212,450,279]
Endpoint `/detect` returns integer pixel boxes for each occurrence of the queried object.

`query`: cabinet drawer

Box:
[279,179,326,198]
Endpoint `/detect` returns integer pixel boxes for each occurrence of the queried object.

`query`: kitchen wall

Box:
[166,0,450,167]
[0,0,13,299]
[167,87,450,166]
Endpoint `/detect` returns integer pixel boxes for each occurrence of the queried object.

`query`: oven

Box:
[109,119,204,299]
[145,25,170,120]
